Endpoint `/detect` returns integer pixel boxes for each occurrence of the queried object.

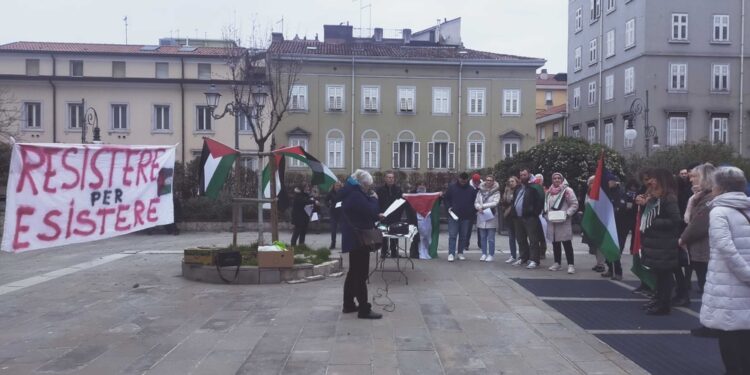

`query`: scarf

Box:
[639,198,661,232]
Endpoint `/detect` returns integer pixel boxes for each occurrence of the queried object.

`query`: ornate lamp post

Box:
[79,99,101,144]
[623,90,658,157]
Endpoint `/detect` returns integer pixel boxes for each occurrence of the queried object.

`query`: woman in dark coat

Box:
[340,169,383,319]
[290,184,315,247]
[637,168,683,315]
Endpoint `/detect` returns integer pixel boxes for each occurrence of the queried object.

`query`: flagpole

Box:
[270,135,279,242]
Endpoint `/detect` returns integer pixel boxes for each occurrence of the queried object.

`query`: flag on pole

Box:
[403,193,441,259]
[581,151,621,262]
[261,153,289,211]
[630,205,656,289]
[199,137,239,199]
[261,146,338,206]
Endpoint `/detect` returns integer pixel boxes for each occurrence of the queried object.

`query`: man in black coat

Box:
[326,181,343,249]
[376,172,404,258]
[510,168,544,268]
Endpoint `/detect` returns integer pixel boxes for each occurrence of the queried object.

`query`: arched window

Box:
[326,129,345,168]
[428,131,455,169]
[467,131,485,169]
[361,130,380,169]
[392,130,419,169]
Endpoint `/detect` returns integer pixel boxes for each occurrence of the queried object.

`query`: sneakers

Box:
[480,254,487,261]
[592,265,606,273]
[611,274,623,281]
[567,265,576,274]
[458,254,466,261]
[448,254,455,262]
[485,255,494,262]
[512,259,525,266]
[548,263,562,271]
[526,261,538,269]
[505,256,516,264]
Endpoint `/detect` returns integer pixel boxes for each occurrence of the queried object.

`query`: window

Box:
[553,124,560,137]
[588,124,597,143]
[197,63,211,80]
[289,137,309,167]
[623,118,634,148]
[625,19,636,48]
[237,111,252,132]
[326,130,345,168]
[588,81,597,105]
[711,116,728,144]
[589,38,598,64]
[196,106,213,131]
[575,8,583,32]
[605,74,614,101]
[111,104,128,130]
[606,29,615,58]
[545,91,553,106]
[23,102,41,129]
[427,131,454,170]
[240,157,259,171]
[112,61,126,78]
[154,105,170,131]
[467,132,485,169]
[624,67,635,94]
[70,60,83,77]
[361,130,380,169]
[502,140,520,159]
[290,85,308,111]
[574,47,582,71]
[392,131,419,169]
[26,59,39,76]
[362,86,379,112]
[398,87,416,113]
[68,103,83,129]
[712,64,730,92]
[668,116,687,145]
[606,0,615,12]
[713,15,729,42]
[590,0,601,21]
[669,63,688,91]
[572,125,581,138]
[503,89,521,115]
[539,127,546,143]
[604,119,614,147]
[155,62,169,78]
[467,88,486,115]
[573,87,581,109]
[327,85,345,111]
[672,13,688,41]
[432,87,450,114]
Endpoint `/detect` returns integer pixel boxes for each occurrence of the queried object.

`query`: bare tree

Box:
[0,87,20,142]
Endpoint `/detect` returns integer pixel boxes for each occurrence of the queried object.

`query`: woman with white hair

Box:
[679,163,716,295]
[339,169,383,319]
[701,166,750,373]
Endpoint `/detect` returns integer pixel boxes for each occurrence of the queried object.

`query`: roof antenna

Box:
[123,16,128,45]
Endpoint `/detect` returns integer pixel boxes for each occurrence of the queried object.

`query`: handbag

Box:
[352,226,383,252]
[548,210,567,223]
[215,250,241,284]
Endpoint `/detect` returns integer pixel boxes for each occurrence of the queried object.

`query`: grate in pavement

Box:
[545,300,698,331]
[511,278,642,299]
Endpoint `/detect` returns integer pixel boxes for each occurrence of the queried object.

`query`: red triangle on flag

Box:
[403,193,441,217]
[588,151,604,201]
[204,137,238,158]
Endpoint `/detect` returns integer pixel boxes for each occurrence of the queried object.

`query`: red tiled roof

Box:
[0,41,233,57]
[536,104,567,119]
[267,40,542,62]
[536,72,567,86]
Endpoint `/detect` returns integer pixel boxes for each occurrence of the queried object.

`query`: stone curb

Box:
[181,259,342,285]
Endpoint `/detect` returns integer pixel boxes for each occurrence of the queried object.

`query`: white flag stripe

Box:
[203,154,221,191]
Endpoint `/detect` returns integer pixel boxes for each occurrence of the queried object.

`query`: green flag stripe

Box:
[205,154,236,199]
[581,202,621,262]
[429,200,441,259]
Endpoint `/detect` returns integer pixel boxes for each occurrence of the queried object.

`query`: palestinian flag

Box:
[630,206,656,289]
[261,153,289,211]
[581,151,620,262]
[403,193,441,259]
[199,138,239,199]
[262,145,337,199]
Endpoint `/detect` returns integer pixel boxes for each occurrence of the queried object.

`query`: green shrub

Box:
[625,141,750,177]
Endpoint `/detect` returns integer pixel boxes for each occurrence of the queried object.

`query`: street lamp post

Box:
[79,98,101,144]
[624,90,658,157]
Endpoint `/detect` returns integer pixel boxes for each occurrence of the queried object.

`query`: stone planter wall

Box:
[182,258,342,285]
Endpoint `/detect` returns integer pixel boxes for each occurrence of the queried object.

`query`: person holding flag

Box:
[636,168,683,315]
[581,152,622,275]
[403,183,442,260]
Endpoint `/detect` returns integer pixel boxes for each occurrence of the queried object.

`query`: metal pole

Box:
[257,153,265,245]
[644,90,650,157]
[80,98,86,144]
[270,135,279,242]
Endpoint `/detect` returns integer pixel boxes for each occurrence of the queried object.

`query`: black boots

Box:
[357,303,382,319]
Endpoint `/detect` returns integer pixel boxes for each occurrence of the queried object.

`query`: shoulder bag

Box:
[546,190,567,223]
[343,194,383,252]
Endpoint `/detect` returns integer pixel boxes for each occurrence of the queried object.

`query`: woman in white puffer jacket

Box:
[701,166,750,375]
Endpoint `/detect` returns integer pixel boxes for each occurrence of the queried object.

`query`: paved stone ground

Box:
[0,230,648,375]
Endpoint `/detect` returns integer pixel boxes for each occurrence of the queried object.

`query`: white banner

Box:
[2,143,176,253]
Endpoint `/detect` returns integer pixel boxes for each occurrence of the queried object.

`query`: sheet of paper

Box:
[383,198,406,218]
[310,212,319,222]
[335,201,342,208]
[478,208,494,222]
[448,208,459,221]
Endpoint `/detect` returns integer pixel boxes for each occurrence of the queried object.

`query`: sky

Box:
[0,0,567,73]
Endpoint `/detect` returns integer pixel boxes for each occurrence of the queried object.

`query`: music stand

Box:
[369,224,417,284]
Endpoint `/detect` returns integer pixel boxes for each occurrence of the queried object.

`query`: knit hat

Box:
[472,173,481,183]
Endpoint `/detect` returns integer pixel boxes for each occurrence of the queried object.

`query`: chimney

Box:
[373,28,383,42]
[540,69,548,80]
[271,32,284,43]
[324,24,353,44]
[403,28,412,44]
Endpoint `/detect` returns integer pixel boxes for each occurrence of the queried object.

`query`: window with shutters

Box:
[574,47,582,72]
[605,74,614,101]
[624,67,635,95]
[668,116,687,145]
[625,19,636,48]
[711,64,729,92]
[588,81,597,106]
[604,119,614,147]
[590,0,601,21]
[467,88,486,115]
[503,89,521,115]
[111,104,128,130]
[669,63,688,92]
[432,87,450,114]
[326,129,345,168]
[671,13,688,41]
[427,131,454,170]
[553,124,560,138]
[361,130,380,169]
[606,0,615,13]
[575,8,583,32]
[154,105,170,131]
[713,15,729,42]
[326,85,345,112]
[392,130,419,169]
[23,102,41,129]
[467,131,485,169]
[711,116,728,144]
[362,86,379,112]
[606,29,615,58]
[290,85,308,111]
[397,86,416,113]
[545,91,553,106]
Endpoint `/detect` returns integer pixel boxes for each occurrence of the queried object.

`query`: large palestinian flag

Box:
[581,152,621,262]
[262,145,337,208]
[199,138,239,199]
[403,193,441,259]
[261,153,289,211]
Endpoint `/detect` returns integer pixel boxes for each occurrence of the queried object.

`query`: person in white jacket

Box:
[474,175,501,262]
[701,166,750,374]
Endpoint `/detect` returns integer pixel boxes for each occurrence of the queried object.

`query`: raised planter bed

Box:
[181,258,342,285]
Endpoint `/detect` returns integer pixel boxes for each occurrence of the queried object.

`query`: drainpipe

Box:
[597,6,604,142]
[351,56,355,173]
[49,54,57,142]
[457,59,463,170]
[740,0,746,156]
[180,58,186,163]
